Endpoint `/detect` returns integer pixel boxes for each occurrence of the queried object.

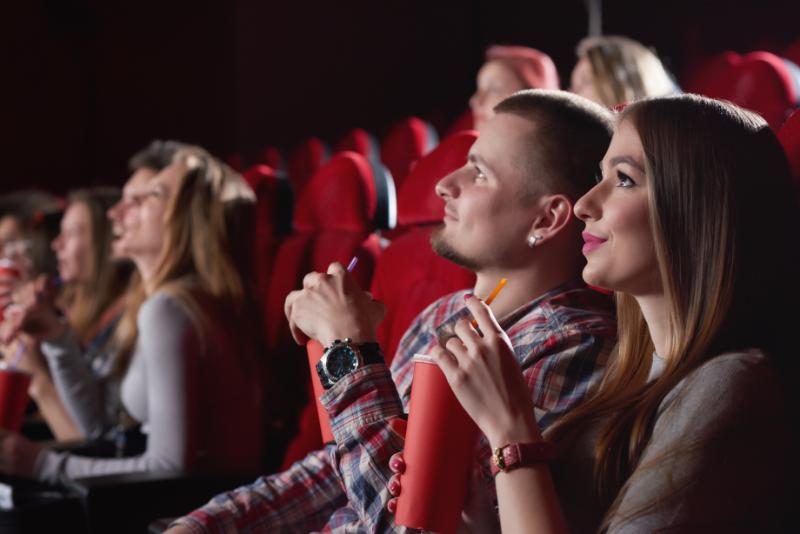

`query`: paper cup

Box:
[306,340,335,443]
[395,354,480,534]
[0,364,31,431]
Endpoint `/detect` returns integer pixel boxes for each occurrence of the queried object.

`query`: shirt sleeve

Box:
[33,293,200,483]
[170,445,347,533]
[40,328,113,439]
[607,352,791,533]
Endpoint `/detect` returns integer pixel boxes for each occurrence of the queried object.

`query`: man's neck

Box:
[473,262,579,321]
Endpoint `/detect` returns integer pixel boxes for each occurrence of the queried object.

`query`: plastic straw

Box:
[471,277,507,328]
[8,341,26,369]
[346,256,359,272]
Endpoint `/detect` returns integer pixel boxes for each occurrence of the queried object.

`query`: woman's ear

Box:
[526,194,574,245]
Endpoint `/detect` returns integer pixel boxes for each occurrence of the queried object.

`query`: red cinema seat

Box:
[380,117,439,192]
[686,51,799,130]
[784,40,800,68]
[334,128,381,162]
[288,137,331,199]
[255,146,287,177]
[271,151,383,467]
[242,165,293,310]
[446,109,475,136]
[370,131,478,365]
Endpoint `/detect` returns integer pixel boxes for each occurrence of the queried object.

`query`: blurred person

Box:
[0,146,269,483]
[389,95,797,532]
[470,45,560,130]
[166,90,617,533]
[569,35,678,109]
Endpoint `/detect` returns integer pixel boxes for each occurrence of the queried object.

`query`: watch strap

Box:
[491,441,556,476]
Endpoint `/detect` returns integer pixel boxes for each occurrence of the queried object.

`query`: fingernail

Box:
[387,499,397,513]
[464,293,473,301]
[388,480,400,495]
[390,458,403,472]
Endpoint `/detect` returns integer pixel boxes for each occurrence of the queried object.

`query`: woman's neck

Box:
[635,293,669,357]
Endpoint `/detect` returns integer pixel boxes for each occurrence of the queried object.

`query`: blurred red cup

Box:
[395,354,481,534]
[0,364,31,431]
[306,340,335,443]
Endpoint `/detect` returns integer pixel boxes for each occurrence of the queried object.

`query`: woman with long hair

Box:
[388,94,797,531]
[0,147,268,482]
[569,35,678,109]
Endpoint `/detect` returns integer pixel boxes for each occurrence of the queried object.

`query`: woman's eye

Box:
[616,171,636,188]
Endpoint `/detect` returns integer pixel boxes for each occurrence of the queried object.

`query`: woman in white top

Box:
[388,94,797,532]
[0,147,268,483]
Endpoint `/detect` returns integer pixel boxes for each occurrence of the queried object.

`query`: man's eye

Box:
[474,167,487,181]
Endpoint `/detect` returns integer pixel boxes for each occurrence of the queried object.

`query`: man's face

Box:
[431,112,545,271]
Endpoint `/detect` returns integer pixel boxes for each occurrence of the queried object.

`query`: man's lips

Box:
[582,231,607,254]
[443,207,458,222]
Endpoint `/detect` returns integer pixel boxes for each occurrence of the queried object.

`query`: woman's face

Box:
[469,60,526,131]
[569,57,602,106]
[51,202,92,284]
[121,162,184,270]
[574,120,661,296]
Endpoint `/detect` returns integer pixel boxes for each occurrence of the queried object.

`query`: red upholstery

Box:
[371,131,478,363]
[446,109,475,136]
[784,40,800,68]
[225,153,244,172]
[778,109,800,186]
[685,51,798,130]
[242,165,292,315]
[293,151,377,232]
[397,130,479,227]
[256,146,286,175]
[380,117,439,191]
[288,137,330,198]
[268,152,381,465]
[334,128,380,162]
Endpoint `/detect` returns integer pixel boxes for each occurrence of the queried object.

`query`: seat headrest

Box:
[288,137,331,198]
[397,130,478,227]
[293,151,377,232]
[687,51,798,130]
[778,109,800,181]
[380,117,439,190]
[335,128,381,162]
[243,164,293,236]
[446,109,475,136]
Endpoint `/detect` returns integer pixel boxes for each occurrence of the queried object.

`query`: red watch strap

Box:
[491,441,556,476]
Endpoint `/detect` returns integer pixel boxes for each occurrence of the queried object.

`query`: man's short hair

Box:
[127,140,188,173]
[494,89,614,200]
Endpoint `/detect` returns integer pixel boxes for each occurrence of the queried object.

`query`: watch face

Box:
[325,346,359,380]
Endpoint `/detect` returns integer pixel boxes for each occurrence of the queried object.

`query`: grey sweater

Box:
[33,291,266,484]
[552,350,791,533]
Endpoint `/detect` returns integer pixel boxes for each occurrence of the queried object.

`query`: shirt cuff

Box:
[320,364,404,445]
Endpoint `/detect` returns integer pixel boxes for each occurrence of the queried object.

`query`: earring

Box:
[526,234,542,248]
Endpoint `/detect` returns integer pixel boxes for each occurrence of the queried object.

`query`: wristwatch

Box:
[491,441,556,476]
[316,338,383,390]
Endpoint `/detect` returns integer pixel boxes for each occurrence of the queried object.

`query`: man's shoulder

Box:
[538,284,616,335]
[411,289,472,327]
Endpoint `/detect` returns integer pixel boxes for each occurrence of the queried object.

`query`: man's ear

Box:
[527,194,574,245]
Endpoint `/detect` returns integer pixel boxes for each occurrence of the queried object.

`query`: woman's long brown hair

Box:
[547,94,798,525]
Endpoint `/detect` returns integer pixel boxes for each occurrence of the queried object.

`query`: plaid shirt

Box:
[174,279,616,533]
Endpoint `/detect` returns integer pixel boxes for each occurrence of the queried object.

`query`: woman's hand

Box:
[284,262,386,347]
[0,277,64,345]
[386,452,405,513]
[431,296,541,448]
[0,428,43,478]
[0,335,50,386]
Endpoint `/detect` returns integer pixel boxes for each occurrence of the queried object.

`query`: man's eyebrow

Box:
[468,153,495,175]
[608,155,645,173]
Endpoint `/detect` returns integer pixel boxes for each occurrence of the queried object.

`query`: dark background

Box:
[2,0,798,193]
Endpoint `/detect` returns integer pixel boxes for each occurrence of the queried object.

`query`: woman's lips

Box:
[581,231,607,254]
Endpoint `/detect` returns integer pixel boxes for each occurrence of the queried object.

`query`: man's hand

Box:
[285,262,386,347]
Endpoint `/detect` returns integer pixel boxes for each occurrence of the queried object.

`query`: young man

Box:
[168,90,617,533]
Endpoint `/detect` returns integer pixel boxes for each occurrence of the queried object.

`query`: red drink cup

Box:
[0,364,31,431]
[395,355,481,534]
[306,340,335,443]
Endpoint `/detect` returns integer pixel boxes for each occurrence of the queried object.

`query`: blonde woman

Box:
[0,148,268,482]
[569,35,678,108]
[388,95,796,532]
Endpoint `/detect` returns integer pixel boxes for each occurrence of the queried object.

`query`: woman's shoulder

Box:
[137,290,198,331]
